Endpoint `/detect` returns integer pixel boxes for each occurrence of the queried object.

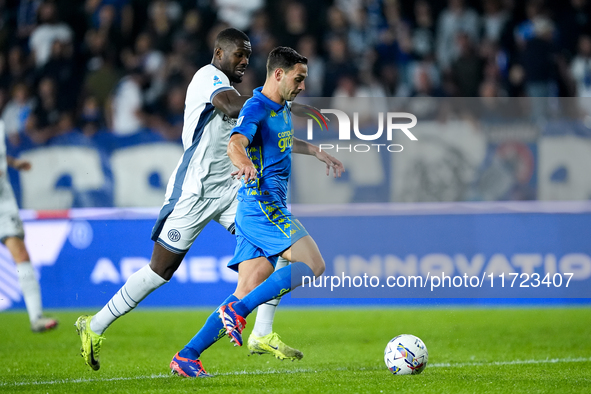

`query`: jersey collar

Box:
[253,87,284,112]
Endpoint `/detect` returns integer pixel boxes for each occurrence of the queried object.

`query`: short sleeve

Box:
[232,100,265,143]
[197,65,236,103]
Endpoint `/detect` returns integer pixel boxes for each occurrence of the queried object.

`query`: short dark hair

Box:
[266,47,308,76]
[215,28,250,50]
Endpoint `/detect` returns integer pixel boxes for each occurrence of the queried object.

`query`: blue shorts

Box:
[227,198,309,272]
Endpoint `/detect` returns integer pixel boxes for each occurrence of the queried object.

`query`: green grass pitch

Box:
[1,307,590,393]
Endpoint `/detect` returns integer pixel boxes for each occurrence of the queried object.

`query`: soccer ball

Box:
[384,334,428,375]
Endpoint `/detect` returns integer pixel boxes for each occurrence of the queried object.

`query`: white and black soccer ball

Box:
[384,334,428,375]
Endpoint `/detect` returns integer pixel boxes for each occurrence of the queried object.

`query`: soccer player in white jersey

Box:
[0,120,58,332]
[75,28,303,371]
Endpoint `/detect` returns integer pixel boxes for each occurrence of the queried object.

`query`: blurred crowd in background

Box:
[1,0,591,147]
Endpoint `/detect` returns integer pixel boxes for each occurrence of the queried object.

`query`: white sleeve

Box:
[197,65,237,103]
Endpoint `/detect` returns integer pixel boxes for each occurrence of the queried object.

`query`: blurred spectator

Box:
[1,83,34,144]
[85,0,133,48]
[436,0,480,70]
[54,112,76,138]
[173,9,209,67]
[377,63,410,97]
[124,32,166,105]
[278,2,308,50]
[497,0,519,63]
[149,0,182,24]
[514,0,546,48]
[334,0,362,22]
[215,0,264,31]
[348,6,378,62]
[14,0,43,49]
[412,0,436,60]
[323,35,357,97]
[6,46,35,89]
[146,84,184,141]
[325,5,349,42]
[93,3,124,54]
[410,62,443,97]
[333,73,373,98]
[83,27,109,71]
[248,10,271,50]
[408,62,444,119]
[296,35,325,97]
[78,95,104,137]
[520,17,558,98]
[248,20,277,88]
[0,52,9,92]
[163,34,200,88]
[83,50,121,110]
[107,67,146,136]
[29,1,73,68]
[25,77,64,144]
[0,0,11,53]
[331,72,385,122]
[519,17,559,122]
[482,0,509,43]
[570,35,591,97]
[479,79,503,98]
[146,0,176,53]
[38,40,80,111]
[450,32,484,96]
[557,0,591,60]
[380,1,413,77]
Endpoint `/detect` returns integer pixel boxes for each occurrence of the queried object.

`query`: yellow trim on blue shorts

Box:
[257,201,289,238]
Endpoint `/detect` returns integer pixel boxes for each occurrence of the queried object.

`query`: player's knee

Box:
[310,257,326,277]
[235,278,261,298]
[149,259,180,281]
[150,244,185,280]
[4,237,29,263]
[13,251,30,264]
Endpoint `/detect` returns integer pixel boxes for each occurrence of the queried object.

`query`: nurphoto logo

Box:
[305,109,418,153]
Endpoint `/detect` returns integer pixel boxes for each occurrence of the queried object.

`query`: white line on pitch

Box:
[2,357,591,387]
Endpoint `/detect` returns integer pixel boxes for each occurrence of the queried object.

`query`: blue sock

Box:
[179,294,238,359]
[232,262,315,318]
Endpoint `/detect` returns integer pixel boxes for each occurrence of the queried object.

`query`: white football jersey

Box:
[165,64,241,199]
[0,121,8,185]
[0,120,21,232]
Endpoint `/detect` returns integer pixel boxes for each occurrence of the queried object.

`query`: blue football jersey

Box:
[231,87,293,204]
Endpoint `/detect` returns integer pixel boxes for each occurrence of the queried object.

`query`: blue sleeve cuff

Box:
[210,86,235,103]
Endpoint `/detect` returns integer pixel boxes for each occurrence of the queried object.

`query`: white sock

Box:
[16,262,43,324]
[251,257,289,337]
[90,265,167,335]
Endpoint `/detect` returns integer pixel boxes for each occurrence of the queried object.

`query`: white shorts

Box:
[150,183,239,253]
[0,179,24,242]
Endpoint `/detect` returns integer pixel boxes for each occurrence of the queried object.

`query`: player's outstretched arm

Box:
[212,90,251,119]
[228,133,258,181]
[292,138,345,178]
[7,156,31,171]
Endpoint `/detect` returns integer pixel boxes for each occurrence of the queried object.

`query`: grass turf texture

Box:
[0,308,590,393]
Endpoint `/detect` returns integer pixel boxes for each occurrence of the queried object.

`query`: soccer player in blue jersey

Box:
[170,46,344,377]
